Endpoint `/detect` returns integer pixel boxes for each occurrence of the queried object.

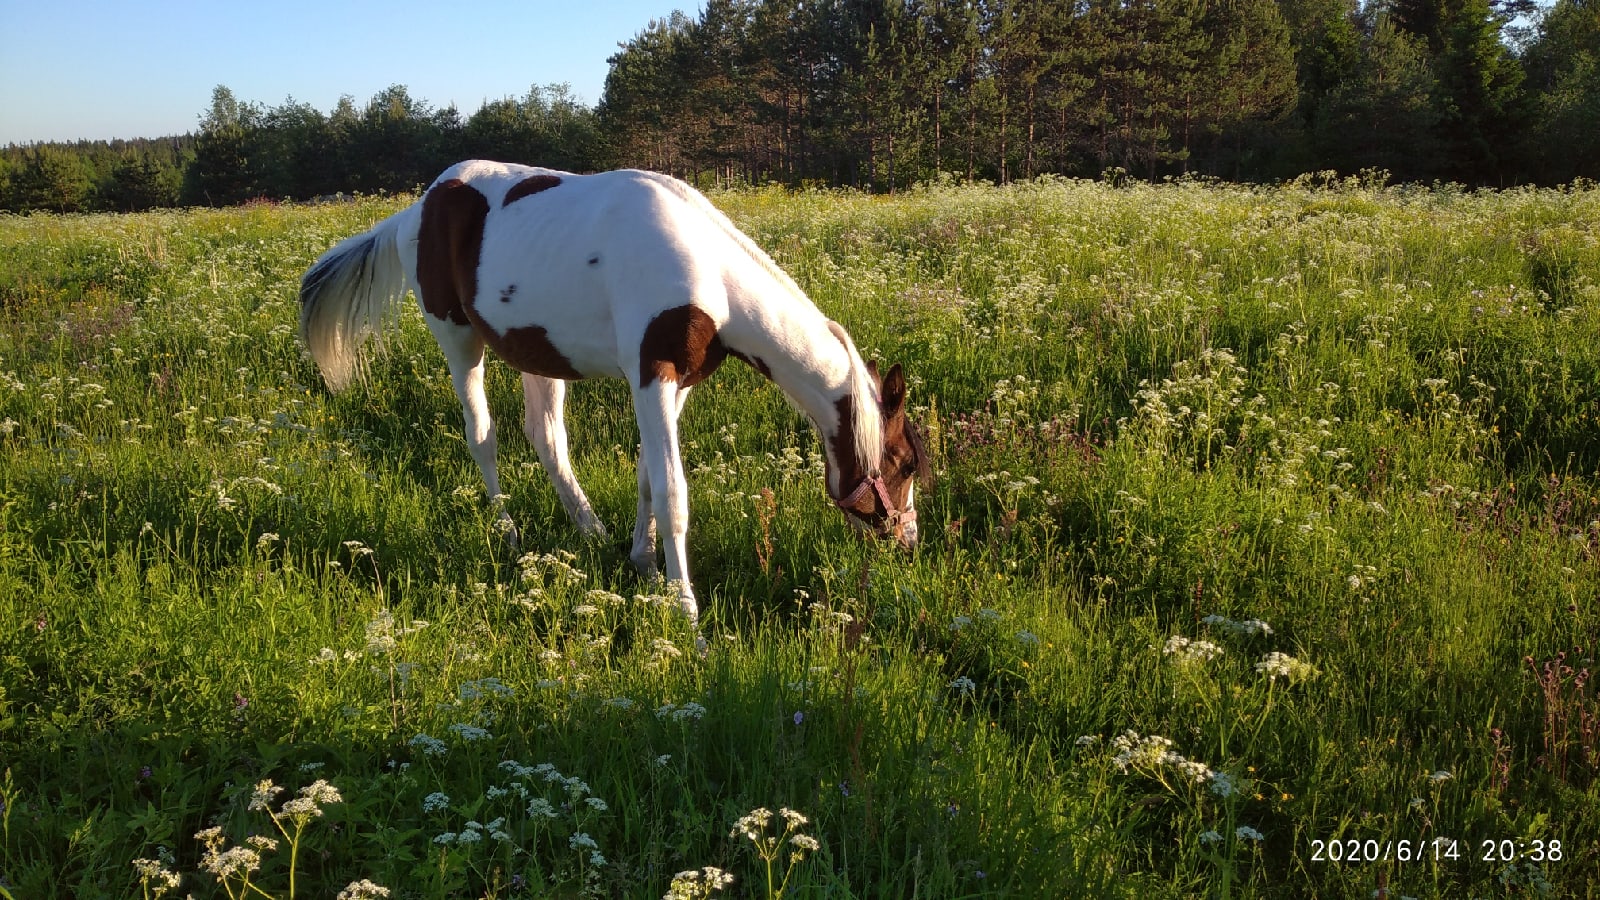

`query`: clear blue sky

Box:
[0,0,699,144]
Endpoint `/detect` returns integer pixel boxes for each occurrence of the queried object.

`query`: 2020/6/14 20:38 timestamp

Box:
[1310,837,1564,864]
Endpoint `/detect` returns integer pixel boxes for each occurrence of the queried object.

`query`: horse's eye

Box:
[900,462,917,479]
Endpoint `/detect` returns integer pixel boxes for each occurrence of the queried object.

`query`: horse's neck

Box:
[721,272,865,497]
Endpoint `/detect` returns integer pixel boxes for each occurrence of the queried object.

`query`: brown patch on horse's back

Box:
[489,324,584,380]
[639,305,727,389]
[416,178,489,327]
[503,174,563,207]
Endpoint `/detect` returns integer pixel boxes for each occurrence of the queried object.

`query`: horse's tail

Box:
[298,205,415,392]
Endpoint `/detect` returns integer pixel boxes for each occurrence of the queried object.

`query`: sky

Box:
[0,0,700,145]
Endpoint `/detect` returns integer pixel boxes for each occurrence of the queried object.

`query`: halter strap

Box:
[836,474,916,531]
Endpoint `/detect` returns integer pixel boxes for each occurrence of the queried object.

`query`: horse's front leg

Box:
[429,319,518,546]
[631,381,697,626]
[522,373,606,538]
[629,386,692,579]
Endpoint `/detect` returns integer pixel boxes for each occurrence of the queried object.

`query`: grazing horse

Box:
[299,160,927,627]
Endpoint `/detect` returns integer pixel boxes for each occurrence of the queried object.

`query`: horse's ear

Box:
[881,363,907,415]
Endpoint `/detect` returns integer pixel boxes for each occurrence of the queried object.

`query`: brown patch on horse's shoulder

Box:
[639,305,726,389]
[491,324,584,380]
[503,174,563,207]
[416,178,489,327]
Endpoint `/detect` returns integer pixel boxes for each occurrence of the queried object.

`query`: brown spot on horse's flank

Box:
[639,305,726,389]
[503,174,563,207]
[416,178,489,327]
[490,324,584,380]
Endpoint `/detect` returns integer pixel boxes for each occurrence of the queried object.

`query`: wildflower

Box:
[337,880,391,900]
[585,796,609,811]
[730,808,773,842]
[131,859,182,897]
[1163,636,1223,664]
[605,696,635,710]
[256,532,280,551]
[1427,770,1453,783]
[793,710,805,725]
[527,798,559,819]
[433,832,458,845]
[447,723,493,742]
[409,733,447,756]
[422,792,451,813]
[950,676,977,696]
[789,833,820,859]
[589,850,608,866]
[244,835,278,852]
[570,832,599,850]
[1209,771,1240,798]
[950,615,973,631]
[665,867,735,899]
[1016,630,1040,646]
[1236,825,1265,842]
[247,779,283,812]
[1255,652,1316,682]
[200,846,262,879]
[656,754,672,767]
[1199,830,1223,845]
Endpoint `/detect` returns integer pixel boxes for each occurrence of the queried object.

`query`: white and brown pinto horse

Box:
[299,160,927,628]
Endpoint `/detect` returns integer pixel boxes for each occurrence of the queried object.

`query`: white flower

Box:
[131,859,181,896]
[1256,651,1315,682]
[779,807,809,829]
[730,808,772,842]
[1236,825,1265,842]
[585,796,609,811]
[447,723,493,742]
[569,832,598,850]
[1427,769,1453,783]
[1199,830,1223,845]
[409,733,447,755]
[527,798,558,819]
[422,792,450,813]
[200,846,261,878]
[336,880,391,900]
[247,779,283,811]
[1015,630,1040,646]
[949,676,977,696]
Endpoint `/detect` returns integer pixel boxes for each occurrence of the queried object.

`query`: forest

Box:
[3,0,1597,212]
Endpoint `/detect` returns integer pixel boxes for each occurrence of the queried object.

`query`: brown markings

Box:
[638,305,727,389]
[415,178,488,327]
[490,324,585,380]
[503,174,563,207]
[417,177,584,379]
[827,363,930,533]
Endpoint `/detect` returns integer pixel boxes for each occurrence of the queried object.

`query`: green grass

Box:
[2,175,1599,898]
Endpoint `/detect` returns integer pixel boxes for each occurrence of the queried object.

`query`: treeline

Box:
[0,84,600,212]
[4,0,1598,212]
[600,0,1594,187]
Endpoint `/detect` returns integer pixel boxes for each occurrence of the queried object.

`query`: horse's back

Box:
[414,162,734,381]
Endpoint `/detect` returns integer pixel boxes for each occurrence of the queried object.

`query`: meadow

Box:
[1,173,1598,899]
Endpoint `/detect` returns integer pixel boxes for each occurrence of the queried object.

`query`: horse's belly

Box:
[478,306,620,380]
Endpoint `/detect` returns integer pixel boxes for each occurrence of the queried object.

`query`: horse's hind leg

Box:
[521,373,607,538]
[428,318,518,546]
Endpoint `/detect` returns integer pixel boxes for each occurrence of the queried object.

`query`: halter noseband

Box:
[836,473,916,533]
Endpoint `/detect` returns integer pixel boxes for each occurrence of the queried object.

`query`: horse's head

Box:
[834,362,930,549]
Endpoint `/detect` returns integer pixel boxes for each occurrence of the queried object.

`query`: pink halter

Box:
[836,473,915,532]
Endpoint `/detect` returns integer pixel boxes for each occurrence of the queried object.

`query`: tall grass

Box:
[1,175,1598,898]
